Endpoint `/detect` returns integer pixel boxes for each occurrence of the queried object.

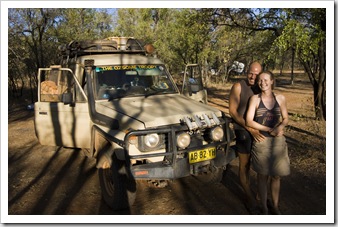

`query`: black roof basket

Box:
[59,37,151,60]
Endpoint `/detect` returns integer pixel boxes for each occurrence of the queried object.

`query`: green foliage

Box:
[158,9,211,67]
[202,8,279,73]
[7,8,327,120]
[8,8,114,102]
[267,8,326,120]
[114,8,214,73]
[56,8,114,42]
[269,9,325,66]
[114,9,154,40]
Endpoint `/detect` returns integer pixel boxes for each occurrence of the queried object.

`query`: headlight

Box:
[210,126,224,141]
[176,132,191,149]
[137,133,165,152]
[144,133,160,148]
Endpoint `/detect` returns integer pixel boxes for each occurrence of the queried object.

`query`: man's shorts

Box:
[234,129,253,154]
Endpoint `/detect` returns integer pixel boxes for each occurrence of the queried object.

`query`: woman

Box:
[246,71,290,215]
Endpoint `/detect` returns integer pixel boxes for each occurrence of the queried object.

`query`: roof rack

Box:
[58,37,154,59]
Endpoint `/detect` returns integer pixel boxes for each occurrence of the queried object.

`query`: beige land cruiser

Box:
[34,37,236,210]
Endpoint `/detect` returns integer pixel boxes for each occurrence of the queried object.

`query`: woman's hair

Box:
[258,70,275,89]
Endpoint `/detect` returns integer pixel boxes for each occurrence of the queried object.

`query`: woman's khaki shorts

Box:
[251,136,290,176]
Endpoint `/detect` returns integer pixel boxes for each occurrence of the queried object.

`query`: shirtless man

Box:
[229,61,264,212]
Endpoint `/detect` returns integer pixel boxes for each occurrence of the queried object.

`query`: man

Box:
[229,61,264,212]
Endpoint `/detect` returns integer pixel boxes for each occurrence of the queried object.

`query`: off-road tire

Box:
[98,153,136,210]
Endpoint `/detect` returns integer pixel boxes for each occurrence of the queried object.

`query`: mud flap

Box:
[212,146,236,169]
[224,146,237,165]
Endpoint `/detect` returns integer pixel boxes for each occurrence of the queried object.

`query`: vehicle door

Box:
[181,64,208,104]
[34,66,91,148]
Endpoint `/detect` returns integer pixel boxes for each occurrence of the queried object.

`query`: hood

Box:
[97,94,222,128]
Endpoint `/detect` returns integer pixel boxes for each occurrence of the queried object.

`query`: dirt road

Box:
[6,79,329,223]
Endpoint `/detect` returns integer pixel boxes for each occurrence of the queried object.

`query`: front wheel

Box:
[193,165,224,184]
[98,153,136,210]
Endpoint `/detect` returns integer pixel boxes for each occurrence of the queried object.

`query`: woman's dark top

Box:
[254,93,281,137]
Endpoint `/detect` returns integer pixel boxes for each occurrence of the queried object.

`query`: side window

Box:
[40,70,65,102]
[40,69,86,102]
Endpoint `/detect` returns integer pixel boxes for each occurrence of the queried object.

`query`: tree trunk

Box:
[302,60,325,121]
[317,37,326,120]
[279,54,285,77]
[291,47,295,85]
[202,61,210,86]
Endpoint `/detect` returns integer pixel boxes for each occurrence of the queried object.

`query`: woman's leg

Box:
[270,175,281,214]
[257,173,269,214]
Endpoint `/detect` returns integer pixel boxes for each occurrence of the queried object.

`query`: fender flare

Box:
[92,125,126,169]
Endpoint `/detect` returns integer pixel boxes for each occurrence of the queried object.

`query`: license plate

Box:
[189,147,216,164]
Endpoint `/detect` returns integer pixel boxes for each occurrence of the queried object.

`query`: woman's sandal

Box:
[245,202,260,215]
[270,207,282,215]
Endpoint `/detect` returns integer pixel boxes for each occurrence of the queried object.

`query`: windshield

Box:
[94,64,177,100]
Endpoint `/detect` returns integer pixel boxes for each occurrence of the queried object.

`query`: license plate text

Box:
[189,147,216,164]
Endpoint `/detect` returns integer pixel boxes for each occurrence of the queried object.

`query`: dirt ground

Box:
[6,74,329,223]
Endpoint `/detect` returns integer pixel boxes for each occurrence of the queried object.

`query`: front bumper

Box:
[124,117,235,180]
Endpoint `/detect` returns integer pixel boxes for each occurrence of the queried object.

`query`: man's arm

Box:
[229,83,265,142]
[229,83,246,128]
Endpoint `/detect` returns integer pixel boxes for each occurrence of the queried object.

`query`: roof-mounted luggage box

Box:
[105,37,142,51]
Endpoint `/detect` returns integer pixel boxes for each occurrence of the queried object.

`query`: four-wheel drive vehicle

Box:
[34,37,236,210]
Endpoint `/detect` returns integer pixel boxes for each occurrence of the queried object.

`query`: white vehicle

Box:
[228,61,245,76]
[34,37,236,210]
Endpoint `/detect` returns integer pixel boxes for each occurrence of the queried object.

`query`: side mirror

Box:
[62,93,74,106]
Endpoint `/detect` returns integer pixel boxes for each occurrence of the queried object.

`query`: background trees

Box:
[7,8,327,120]
[271,9,326,120]
[8,8,62,102]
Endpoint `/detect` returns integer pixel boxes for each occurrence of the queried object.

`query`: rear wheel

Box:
[98,153,136,210]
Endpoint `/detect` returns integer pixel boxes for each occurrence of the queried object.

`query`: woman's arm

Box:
[245,95,272,132]
[230,84,265,142]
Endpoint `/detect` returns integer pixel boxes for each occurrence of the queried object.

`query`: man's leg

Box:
[238,152,255,208]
